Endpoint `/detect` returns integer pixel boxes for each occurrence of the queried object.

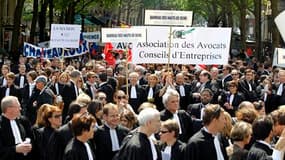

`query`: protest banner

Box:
[101,28,146,43]
[275,10,285,42]
[145,10,193,26]
[273,48,285,68]
[50,24,81,48]
[23,40,89,59]
[131,26,232,65]
[82,32,100,42]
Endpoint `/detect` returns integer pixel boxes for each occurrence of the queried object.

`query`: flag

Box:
[91,43,98,56]
[127,48,132,62]
[104,42,115,66]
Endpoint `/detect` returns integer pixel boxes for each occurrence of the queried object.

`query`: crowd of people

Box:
[1,54,285,160]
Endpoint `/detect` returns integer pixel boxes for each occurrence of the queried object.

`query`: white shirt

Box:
[214,136,225,160]
[161,146,171,160]
[277,84,283,96]
[179,85,185,96]
[149,137,158,160]
[148,88,154,98]
[19,76,25,88]
[5,87,10,96]
[84,142,94,160]
[173,112,182,134]
[29,83,35,97]
[130,86,137,98]
[10,120,23,144]
[105,125,120,151]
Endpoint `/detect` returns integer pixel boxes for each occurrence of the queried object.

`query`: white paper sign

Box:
[83,32,100,42]
[275,11,285,42]
[101,28,146,43]
[145,10,193,26]
[50,24,81,48]
[132,26,232,65]
[273,48,285,67]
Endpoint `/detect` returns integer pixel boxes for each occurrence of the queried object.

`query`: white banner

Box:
[275,11,285,42]
[101,28,146,43]
[23,40,89,59]
[273,48,285,68]
[132,26,232,65]
[145,10,193,26]
[50,24,81,48]
[83,32,100,42]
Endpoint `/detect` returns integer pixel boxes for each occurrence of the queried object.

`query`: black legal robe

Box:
[113,132,162,160]
[93,124,129,160]
[63,138,96,160]
[33,126,55,160]
[246,141,273,160]
[159,140,185,160]
[230,144,249,160]
[160,109,193,142]
[184,128,228,160]
[0,115,34,160]
[46,122,73,160]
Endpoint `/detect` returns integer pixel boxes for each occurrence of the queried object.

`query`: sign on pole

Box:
[82,32,100,42]
[101,28,146,43]
[50,24,81,48]
[275,11,285,42]
[132,26,232,65]
[144,10,193,26]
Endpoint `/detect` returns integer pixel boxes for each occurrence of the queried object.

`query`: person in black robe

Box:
[113,108,162,160]
[160,88,193,142]
[93,103,129,160]
[246,116,274,160]
[0,96,33,160]
[33,104,62,160]
[63,113,96,160]
[46,102,88,160]
[184,104,228,160]
[158,119,185,160]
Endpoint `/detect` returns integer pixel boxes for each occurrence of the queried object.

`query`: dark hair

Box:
[71,113,96,136]
[87,100,103,118]
[252,116,273,141]
[161,119,180,138]
[202,104,224,125]
[67,102,82,121]
[99,72,108,82]
[42,104,62,127]
[27,70,38,80]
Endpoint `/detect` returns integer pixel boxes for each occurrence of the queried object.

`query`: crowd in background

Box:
[1,53,285,160]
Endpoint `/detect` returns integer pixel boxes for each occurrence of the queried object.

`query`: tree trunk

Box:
[65,2,76,24]
[29,0,38,43]
[271,0,280,58]
[254,0,262,61]
[239,0,247,51]
[225,0,233,27]
[117,0,122,26]
[49,0,54,25]
[39,0,49,42]
[11,0,25,62]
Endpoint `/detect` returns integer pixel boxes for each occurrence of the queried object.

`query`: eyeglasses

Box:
[53,114,62,118]
[117,96,126,100]
[160,130,169,134]
[98,97,106,100]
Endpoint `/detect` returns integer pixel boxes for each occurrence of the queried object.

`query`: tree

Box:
[29,0,38,43]
[11,0,26,61]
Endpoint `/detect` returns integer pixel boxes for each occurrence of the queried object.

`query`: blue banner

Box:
[23,40,89,59]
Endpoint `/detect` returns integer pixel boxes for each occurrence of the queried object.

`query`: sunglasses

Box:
[160,130,169,134]
[53,114,62,118]
[117,96,126,100]
[98,97,106,100]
